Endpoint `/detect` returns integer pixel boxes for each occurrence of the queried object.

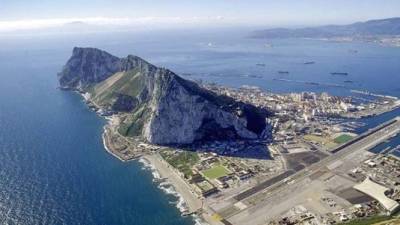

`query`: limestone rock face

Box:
[58,47,271,145]
[58,48,156,90]
[58,47,122,89]
[141,70,262,144]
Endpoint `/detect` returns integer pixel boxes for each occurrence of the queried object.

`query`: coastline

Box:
[83,84,400,225]
[141,154,203,214]
[100,114,218,225]
[78,90,210,222]
[102,126,129,162]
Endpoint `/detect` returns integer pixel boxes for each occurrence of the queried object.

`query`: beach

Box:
[143,154,203,213]
[100,114,221,225]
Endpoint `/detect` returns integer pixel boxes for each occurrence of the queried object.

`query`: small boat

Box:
[255,63,266,67]
[344,80,354,83]
[331,72,348,76]
[304,61,315,65]
[247,74,262,78]
[305,82,319,85]
[278,71,289,74]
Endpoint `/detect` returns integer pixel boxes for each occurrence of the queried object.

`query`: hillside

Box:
[58,47,270,145]
[252,17,400,39]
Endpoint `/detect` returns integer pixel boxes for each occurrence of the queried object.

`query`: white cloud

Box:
[0,16,232,32]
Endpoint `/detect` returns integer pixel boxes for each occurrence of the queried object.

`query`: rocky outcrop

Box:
[58,47,156,90]
[140,69,268,144]
[58,47,121,89]
[58,47,271,145]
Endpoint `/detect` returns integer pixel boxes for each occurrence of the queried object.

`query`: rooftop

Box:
[354,177,400,214]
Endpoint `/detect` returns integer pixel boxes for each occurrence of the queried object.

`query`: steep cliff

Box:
[58,47,270,145]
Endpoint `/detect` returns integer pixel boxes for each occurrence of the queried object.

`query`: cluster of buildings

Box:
[204,84,399,155]
[206,84,356,119]
[159,149,282,198]
[104,82,400,225]
[205,83,398,122]
[267,205,323,225]
[267,200,385,225]
[267,152,400,225]
[192,140,268,156]
[322,200,384,224]
[351,155,400,215]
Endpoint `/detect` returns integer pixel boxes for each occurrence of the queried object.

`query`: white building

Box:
[354,178,400,215]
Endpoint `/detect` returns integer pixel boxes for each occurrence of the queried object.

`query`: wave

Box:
[101,130,111,153]
[138,158,208,224]
[158,182,188,213]
[138,158,188,212]
[138,158,161,180]
[193,215,208,225]
[101,128,125,161]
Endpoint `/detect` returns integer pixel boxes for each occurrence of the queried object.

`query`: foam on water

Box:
[137,157,209,225]
[138,158,187,211]
[193,215,208,225]
[138,158,162,180]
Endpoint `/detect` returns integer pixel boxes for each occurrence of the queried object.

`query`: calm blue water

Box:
[0,41,196,225]
[0,29,399,224]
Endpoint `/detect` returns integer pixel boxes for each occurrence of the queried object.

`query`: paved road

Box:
[218,117,400,221]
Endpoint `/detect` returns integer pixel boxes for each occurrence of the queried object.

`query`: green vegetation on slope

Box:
[339,216,393,225]
[118,104,149,136]
[89,68,144,107]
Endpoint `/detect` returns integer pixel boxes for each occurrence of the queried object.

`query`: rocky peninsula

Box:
[58,47,273,225]
[58,47,270,145]
[58,47,400,225]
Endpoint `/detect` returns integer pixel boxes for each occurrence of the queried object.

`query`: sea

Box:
[0,28,399,225]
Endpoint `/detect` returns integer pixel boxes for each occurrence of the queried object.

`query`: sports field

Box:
[303,135,337,148]
[202,165,230,179]
[334,134,354,144]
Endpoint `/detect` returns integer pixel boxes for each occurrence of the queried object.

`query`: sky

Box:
[0,0,399,32]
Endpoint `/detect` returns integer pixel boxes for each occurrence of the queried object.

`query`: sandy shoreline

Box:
[83,91,220,225]
[101,120,215,225]
[143,154,203,213]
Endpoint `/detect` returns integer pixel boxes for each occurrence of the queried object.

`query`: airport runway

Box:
[216,117,400,224]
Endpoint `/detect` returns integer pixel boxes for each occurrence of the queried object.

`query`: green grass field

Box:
[303,134,337,148]
[334,134,354,144]
[202,165,230,179]
[338,216,392,225]
[160,150,199,177]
